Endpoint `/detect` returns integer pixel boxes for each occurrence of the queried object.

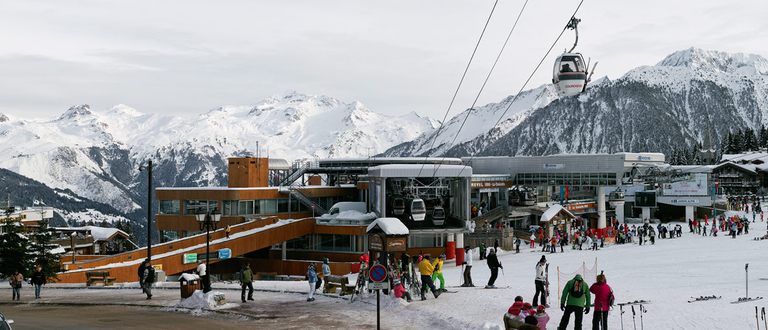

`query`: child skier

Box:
[534,305,550,330]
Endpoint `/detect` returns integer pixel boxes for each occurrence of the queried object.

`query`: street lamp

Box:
[70,232,77,264]
[194,207,222,272]
[139,160,154,261]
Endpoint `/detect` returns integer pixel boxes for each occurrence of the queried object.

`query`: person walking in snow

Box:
[530,233,536,249]
[431,254,446,292]
[558,274,591,330]
[225,225,231,239]
[486,249,503,288]
[462,246,475,287]
[589,273,613,330]
[515,238,522,254]
[240,263,254,303]
[306,263,317,302]
[9,270,23,301]
[138,260,147,294]
[533,256,547,307]
[480,242,487,260]
[141,260,155,300]
[31,265,46,299]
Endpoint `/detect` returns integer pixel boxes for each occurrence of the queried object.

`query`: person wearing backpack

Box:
[589,273,613,330]
[141,260,155,300]
[558,274,591,330]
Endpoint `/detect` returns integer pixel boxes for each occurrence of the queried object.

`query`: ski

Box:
[730,297,763,304]
[544,263,550,298]
[617,300,651,306]
[687,296,721,303]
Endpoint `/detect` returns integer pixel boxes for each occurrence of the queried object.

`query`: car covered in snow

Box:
[0,312,14,330]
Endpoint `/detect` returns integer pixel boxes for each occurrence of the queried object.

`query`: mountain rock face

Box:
[0,92,437,221]
[384,48,768,159]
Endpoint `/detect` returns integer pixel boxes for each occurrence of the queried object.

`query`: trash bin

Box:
[179,273,201,299]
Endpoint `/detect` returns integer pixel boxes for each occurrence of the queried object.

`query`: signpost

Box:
[369,264,388,330]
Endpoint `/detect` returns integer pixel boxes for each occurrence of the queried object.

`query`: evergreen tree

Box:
[744,128,759,151]
[31,219,61,281]
[0,219,32,277]
[759,124,768,149]
[691,144,702,165]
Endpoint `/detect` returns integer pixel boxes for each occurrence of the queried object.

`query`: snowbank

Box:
[176,290,239,310]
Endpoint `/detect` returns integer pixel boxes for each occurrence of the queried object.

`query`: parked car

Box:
[0,312,14,330]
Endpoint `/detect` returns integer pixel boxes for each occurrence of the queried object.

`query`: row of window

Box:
[284,234,365,252]
[158,199,312,215]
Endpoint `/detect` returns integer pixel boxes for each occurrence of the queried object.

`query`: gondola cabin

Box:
[553,52,587,97]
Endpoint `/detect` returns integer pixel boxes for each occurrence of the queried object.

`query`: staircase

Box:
[472,206,508,227]
[289,188,328,215]
[280,162,310,186]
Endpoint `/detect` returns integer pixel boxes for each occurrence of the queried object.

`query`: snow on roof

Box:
[713,162,757,174]
[53,226,134,245]
[540,204,575,222]
[367,218,409,235]
[268,158,290,170]
[67,219,299,273]
[368,164,472,178]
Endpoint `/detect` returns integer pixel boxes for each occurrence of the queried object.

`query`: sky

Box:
[0,0,766,120]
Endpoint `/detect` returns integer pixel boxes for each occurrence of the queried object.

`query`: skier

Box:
[589,273,614,330]
[431,254,446,292]
[392,275,412,302]
[480,242,487,260]
[486,249,503,288]
[515,237,522,253]
[648,227,656,245]
[240,263,254,303]
[494,239,500,253]
[307,263,317,302]
[558,274,591,330]
[530,233,536,248]
[533,256,547,307]
[418,254,441,300]
[31,265,46,299]
[462,245,475,287]
[141,260,155,300]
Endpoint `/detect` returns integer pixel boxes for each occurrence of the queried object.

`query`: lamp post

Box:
[70,232,77,264]
[139,160,153,261]
[195,207,221,291]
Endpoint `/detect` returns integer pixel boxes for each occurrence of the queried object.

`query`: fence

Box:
[556,257,598,303]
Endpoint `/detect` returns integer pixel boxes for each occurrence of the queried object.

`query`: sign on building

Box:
[662,173,708,196]
[218,248,232,260]
[183,253,198,264]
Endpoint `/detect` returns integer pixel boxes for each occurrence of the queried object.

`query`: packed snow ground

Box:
[390,223,768,330]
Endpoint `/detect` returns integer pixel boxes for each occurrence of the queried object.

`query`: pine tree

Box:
[0,219,32,277]
[759,124,768,150]
[744,128,759,151]
[691,144,702,165]
[31,219,61,281]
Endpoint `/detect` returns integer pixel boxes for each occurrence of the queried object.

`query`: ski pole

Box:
[631,305,637,330]
[460,264,465,287]
[640,304,645,330]
[501,267,508,287]
[762,307,766,330]
[619,305,625,330]
[756,306,760,330]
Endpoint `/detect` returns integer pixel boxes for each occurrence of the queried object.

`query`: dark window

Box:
[159,200,180,215]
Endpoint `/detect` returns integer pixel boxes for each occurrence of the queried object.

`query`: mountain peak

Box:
[0,113,9,122]
[657,47,768,74]
[108,104,143,117]
[58,104,93,120]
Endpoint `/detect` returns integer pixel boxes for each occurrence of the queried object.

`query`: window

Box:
[184,200,217,215]
[238,200,255,215]
[318,234,334,251]
[260,199,277,214]
[409,233,444,248]
[223,200,238,215]
[159,200,180,215]
[278,199,289,213]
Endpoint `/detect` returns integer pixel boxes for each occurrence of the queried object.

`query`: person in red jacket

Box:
[589,272,614,330]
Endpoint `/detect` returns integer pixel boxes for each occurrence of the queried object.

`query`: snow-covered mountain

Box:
[0,92,438,215]
[385,48,768,158]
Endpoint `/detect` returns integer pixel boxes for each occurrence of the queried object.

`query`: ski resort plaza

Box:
[4,151,768,329]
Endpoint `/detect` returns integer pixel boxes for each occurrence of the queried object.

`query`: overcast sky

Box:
[1,0,766,119]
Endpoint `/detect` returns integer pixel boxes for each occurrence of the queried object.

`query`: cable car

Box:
[552,17,597,97]
[392,197,405,215]
[410,198,426,221]
[432,206,446,226]
[608,189,625,208]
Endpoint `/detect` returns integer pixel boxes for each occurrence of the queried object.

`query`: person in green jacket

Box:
[240,263,254,303]
[558,274,591,330]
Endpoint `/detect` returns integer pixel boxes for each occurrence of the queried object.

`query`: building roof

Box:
[367,218,409,235]
[268,158,291,170]
[53,226,138,247]
[368,164,472,178]
[540,204,575,223]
